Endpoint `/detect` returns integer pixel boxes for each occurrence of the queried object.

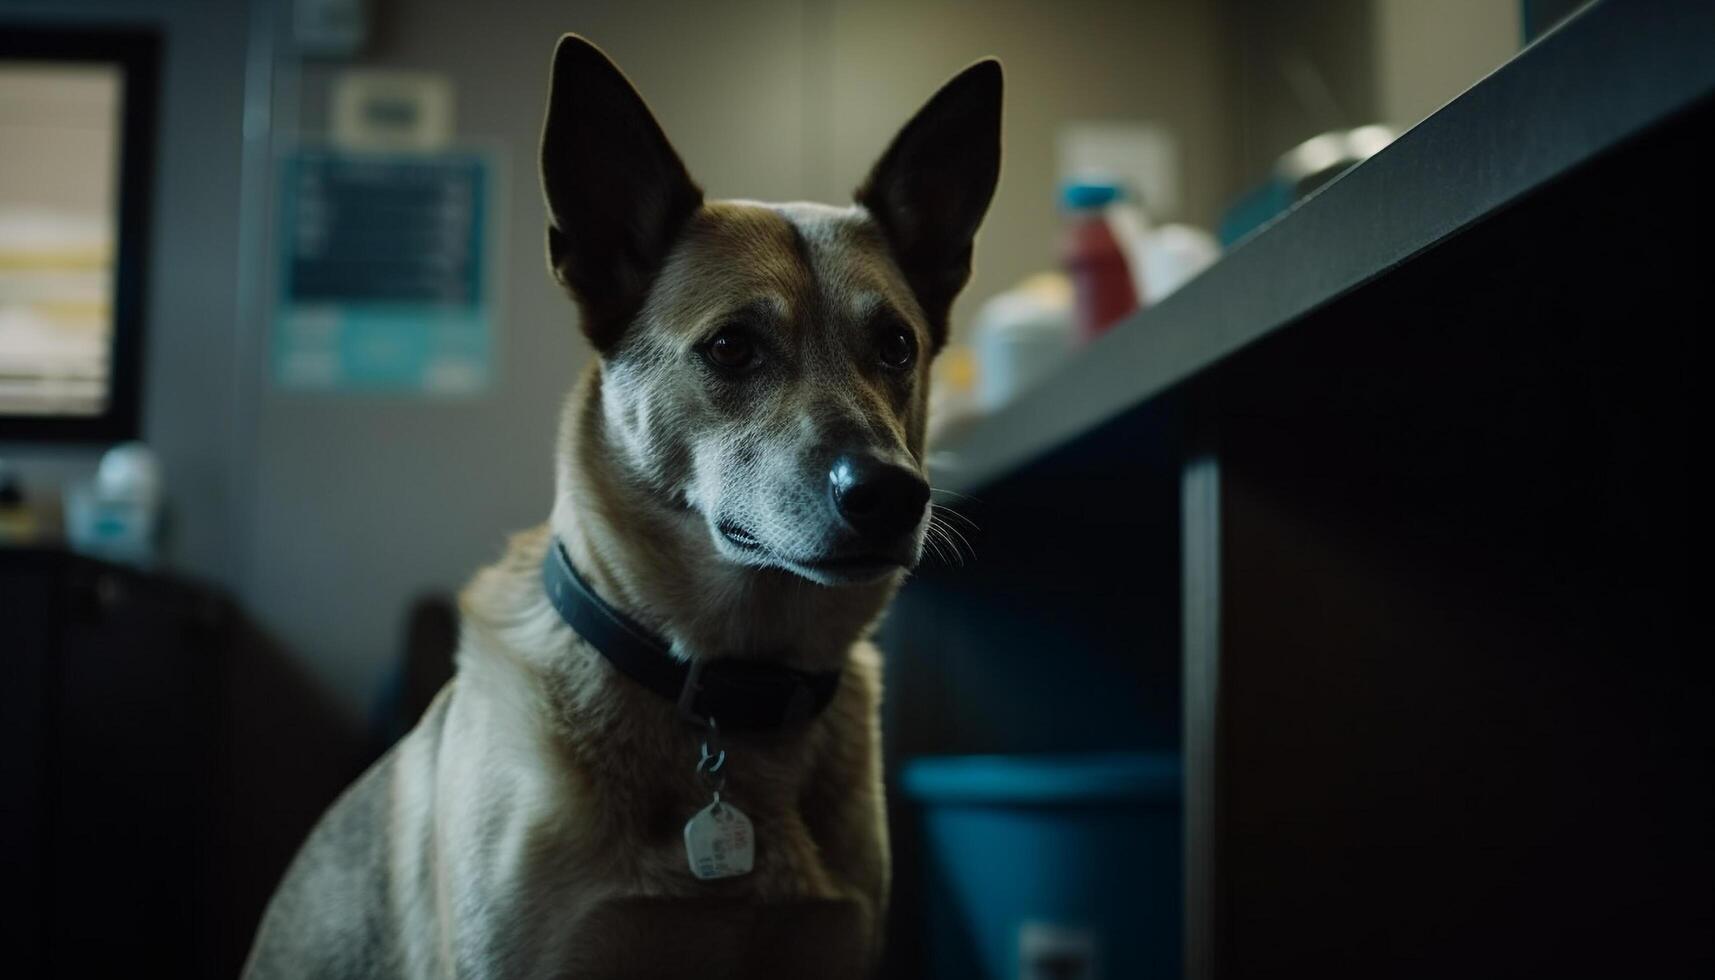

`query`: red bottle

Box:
[1061,182,1139,343]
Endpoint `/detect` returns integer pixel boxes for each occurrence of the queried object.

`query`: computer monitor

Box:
[0,26,158,441]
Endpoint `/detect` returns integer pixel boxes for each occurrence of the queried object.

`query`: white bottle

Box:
[970,273,1076,414]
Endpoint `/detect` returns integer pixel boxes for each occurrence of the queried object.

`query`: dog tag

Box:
[683,800,754,880]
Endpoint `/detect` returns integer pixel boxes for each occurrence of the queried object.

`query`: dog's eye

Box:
[703,331,759,372]
[878,328,915,370]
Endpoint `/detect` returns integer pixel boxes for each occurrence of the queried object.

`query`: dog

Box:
[244,34,1001,979]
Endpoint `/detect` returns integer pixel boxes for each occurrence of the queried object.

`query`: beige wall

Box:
[248,0,1242,715]
[1222,0,1380,187]
[1375,0,1521,131]
[1221,0,1524,185]
[820,0,1232,339]
[5,0,1536,719]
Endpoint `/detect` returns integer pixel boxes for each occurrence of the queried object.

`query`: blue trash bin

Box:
[900,752,1182,979]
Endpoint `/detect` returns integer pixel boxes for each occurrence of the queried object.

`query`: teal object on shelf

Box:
[1219,125,1398,248]
[1217,178,1295,248]
[1060,180,1125,211]
[900,752,1182,980]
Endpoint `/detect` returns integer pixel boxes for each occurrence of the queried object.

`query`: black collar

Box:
[541,537,842,732]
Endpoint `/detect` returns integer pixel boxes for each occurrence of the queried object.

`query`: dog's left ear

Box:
[541,35,704,352]
[856,59,1003,352]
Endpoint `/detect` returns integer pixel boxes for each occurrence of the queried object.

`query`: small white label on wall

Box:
[332,71,454,153]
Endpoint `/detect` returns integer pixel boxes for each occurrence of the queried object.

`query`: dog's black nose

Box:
[829,454,930,540]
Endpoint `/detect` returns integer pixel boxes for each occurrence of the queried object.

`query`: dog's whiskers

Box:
[925,520,957,567]
[928,489,980,528]
[933,512,975,564]
[923,507,975,567]
[932,505,980,534]
[926,525,953,562]
[922,526,951,567]
[929,486,981,503]
[933,524,963,567]
[943,519,969,565]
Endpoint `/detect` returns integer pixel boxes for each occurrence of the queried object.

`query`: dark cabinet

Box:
[1,549,230,978]
[885,2,1713,975]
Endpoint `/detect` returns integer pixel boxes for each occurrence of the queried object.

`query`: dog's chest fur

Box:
[460,530,885,971]
[246,526,886,980]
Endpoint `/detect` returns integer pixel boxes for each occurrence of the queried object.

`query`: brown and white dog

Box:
[244,35,1001,979]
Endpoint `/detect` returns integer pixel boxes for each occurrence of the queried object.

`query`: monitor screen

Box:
[0,28,157,441]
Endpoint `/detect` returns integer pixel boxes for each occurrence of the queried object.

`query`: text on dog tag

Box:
[683,800,754,880]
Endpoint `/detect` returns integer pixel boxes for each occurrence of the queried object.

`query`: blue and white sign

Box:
[274,150,494,394]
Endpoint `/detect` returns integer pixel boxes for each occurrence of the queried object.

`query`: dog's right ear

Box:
[541,35,703,352]
[856,59,1003,353]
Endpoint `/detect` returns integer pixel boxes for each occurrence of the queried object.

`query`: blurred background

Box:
[0,0,1529,735]
[11,1,1708,979]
